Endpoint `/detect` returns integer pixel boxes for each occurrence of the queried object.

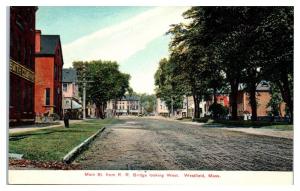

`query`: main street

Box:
[76,117,293,171]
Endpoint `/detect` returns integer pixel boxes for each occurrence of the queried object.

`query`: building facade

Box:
[236,82,286,119]
[9,6,38,125]
[106,96,140,116]
[62,68,82,119]
[156,98,169,116]
[34,30,63,118]
[237,83,270,118]
[181,95,230,118]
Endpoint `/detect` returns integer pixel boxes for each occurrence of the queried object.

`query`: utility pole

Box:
[83,82,86,120]
[82,64,86,120]
[78,64,93,120]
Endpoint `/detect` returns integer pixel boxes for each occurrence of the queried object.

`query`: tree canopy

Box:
[155,6,293,121]
[73,60,131,118]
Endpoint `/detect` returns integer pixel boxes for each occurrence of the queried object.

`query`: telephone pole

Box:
[78,64,93,120]
[83,81,86,119]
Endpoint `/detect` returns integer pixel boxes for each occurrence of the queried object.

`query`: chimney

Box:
[35,30,41,53]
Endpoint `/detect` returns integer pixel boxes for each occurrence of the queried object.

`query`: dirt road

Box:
[76,117,293,171]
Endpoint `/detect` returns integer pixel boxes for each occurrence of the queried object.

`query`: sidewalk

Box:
[180,120,293,139]
[155,118,293,139]
[9,120,83,134]
[221,127,293,139]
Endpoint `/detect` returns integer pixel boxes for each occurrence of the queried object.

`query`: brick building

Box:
[181,95,229,118]
[34,30,63,118]
[9,6,38,125]
[236,82,286,118]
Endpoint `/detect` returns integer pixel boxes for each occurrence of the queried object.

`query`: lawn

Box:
[9,118,122,161]
[209,119,293,130]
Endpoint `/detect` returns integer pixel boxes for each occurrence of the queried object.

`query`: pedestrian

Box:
[64,110,70,128]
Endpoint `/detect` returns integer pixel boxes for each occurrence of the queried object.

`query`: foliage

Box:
[208,103,229,119]
[267,82,284,117]
[154,58,184,112]
[138,93,156,114]
[159,7,293,122]
[192,117,210,123]
[73,60,131,118]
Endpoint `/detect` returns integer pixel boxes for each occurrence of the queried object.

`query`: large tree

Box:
[175,7,293,121]
[73,60,131,119]
[257,7,294,123]
[154,58,185,115]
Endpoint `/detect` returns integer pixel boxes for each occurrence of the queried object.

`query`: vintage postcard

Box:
[7,5,294,185]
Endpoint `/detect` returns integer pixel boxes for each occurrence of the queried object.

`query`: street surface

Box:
[76,117,293,171]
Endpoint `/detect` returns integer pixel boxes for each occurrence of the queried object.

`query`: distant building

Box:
[205,95,230,114]
[34,30,63,118]
[236,82,286,119]
[106,96,140,116]
[182,96,209,118]
[182,96,194,118]
[156,98,169,116]
[9,6,38,125]
[62,68,82,119]
[181,95,229,118]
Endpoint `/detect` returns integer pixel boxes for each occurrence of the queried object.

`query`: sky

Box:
[36,6,189,94]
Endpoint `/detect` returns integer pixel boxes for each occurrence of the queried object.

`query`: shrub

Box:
[193,117,210,123]
[209,103,229,119]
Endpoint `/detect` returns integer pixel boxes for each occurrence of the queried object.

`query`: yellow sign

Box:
[10,59,35,83]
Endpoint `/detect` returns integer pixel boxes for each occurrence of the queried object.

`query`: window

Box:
[45,88,50,105]
[63,83,68,92]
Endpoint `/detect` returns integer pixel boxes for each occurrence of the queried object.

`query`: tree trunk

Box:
[193,94,200,118]
[112,99,117,117]
[276,72,293,123]
[96,103,104,119]
[229,79,239,120]
[213,87,217,104]
[249,82,257,121]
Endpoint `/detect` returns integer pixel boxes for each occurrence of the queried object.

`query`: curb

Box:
[9,153,24,160]
[62,127,106,164]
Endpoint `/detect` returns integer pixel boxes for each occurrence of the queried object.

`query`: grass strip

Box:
[9,118,121,161]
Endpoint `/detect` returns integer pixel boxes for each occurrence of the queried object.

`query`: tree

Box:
[209,103,229,119]
[73,60,131,119]
[257,7,294,123]
[167,22,215,118]
[154,58,185,115]
[139,94,156,114]
[267,82,284,118]
[178,7,293,122]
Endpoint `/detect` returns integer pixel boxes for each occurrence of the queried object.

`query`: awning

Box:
[63,98,82,109]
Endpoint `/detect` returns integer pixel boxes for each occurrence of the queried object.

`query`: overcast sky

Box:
[37,6,189,94]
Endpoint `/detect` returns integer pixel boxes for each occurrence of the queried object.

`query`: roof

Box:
[238,81,270,92]
[38,35,61,55]
[121,95,140,101]
[256,81,270,91]
[62,68,77,83]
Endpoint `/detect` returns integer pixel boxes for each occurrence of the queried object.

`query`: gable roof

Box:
[121,95,140,101]
[38,35,61,55]
[256,81,270,91]
[62,68,77,83]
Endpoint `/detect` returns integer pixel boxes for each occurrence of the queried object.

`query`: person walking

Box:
[64,110,70,128]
